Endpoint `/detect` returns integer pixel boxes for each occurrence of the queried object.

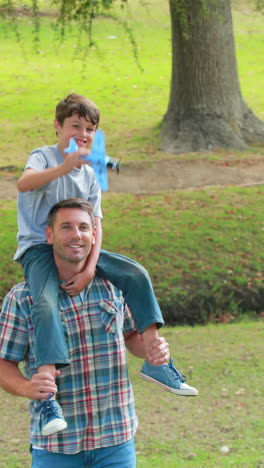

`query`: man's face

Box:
[46,208,96,265]
[54,113,97,152]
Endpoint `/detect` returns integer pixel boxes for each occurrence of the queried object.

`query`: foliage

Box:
[0,0,141,66]
[256,0,264,12]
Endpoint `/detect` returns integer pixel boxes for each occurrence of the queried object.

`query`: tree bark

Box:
[161,0,264,153]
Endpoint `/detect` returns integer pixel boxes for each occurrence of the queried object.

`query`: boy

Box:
[15,93,198,436]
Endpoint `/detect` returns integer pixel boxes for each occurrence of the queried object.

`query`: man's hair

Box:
[55,93,100,127]
[47,198,95,228]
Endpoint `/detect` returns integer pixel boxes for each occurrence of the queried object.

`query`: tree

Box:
[160,0,264,153]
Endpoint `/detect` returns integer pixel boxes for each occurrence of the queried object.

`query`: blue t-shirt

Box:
[14,144,102,261]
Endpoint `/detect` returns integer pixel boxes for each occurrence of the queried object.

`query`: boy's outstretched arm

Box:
[17,148,90,192]
[61,216,102,296]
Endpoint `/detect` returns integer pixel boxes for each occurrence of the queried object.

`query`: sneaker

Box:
[35,392,68,436]
[140,358,198,396]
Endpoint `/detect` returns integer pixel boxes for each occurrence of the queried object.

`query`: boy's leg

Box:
[22,244,69,435]
[97,250,164,334]
[97,250,164,361]
[97,250,198,396]
[22,244,70,369]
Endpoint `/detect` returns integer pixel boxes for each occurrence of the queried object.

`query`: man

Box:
[0,198,169,468]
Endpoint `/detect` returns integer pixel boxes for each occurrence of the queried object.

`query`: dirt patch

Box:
[1,158,264,200]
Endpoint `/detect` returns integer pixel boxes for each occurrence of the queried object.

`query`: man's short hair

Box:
[55,93,100,127]
[47,198,95,228]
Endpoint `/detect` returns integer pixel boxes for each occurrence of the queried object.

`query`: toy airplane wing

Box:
[89,129,108,191]
[65,130,119,191]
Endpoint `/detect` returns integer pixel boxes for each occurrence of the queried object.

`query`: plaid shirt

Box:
[0,277,138,454]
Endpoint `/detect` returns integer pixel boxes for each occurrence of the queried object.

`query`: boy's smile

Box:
[54,113,97,155]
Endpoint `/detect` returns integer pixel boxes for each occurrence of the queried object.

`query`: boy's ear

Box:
[54,118,59,132]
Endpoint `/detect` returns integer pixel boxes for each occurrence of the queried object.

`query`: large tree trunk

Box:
[161,0,264,153]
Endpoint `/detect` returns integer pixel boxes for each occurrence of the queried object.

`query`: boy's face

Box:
[54,113,97,152]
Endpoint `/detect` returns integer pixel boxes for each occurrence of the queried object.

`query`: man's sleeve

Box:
[123,305,137,334]
[0,287,29,362]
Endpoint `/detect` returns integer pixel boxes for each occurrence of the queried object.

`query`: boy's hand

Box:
[61,147,92,174]
[60,269,95,296]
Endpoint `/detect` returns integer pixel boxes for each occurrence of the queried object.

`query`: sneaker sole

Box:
[42,420,68,437]
[139,372,198,396]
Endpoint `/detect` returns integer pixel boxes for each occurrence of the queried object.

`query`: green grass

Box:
[0,321,263,467]
[0,1,264,169]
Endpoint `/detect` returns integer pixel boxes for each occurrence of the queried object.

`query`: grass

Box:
[0,321,263,467]
[0,0,264,169]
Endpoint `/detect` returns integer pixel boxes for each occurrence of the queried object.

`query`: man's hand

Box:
[146,336,170,365]
[125,331,170,364]
[60,269,95,296]
[24,371,60,400]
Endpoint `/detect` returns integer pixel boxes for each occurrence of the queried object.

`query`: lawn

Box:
[0,321,263,467]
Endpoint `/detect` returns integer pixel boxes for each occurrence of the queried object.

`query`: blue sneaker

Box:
[35,393,67,436]
[140,358,198,396]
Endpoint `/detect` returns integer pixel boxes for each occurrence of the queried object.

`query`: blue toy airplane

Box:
[65,129,119,191]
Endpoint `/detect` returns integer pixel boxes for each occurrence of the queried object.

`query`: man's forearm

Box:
[0,358,29,397]
[0,358,58,400]
[124,331,146,359]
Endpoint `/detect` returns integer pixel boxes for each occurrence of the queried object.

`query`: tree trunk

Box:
[161,0,264,153]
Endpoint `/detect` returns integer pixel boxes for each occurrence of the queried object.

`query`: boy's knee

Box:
[125,262,151,285]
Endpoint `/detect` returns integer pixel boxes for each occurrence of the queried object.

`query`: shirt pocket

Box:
[99,299,124,334]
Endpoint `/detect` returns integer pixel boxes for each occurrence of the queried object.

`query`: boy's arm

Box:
[17,148,90,192]
[61,216,102,296]
[0,358,58,400]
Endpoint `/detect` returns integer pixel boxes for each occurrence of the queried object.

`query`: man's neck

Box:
[55,259,85,283]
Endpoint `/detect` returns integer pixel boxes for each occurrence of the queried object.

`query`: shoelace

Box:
[35,392,56,414]
[168,359,186,383]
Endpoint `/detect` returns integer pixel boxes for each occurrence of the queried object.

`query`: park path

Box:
[1,157,264,200]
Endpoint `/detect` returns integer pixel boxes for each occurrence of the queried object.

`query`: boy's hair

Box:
[55,93,100,127]
[48,198,95,228]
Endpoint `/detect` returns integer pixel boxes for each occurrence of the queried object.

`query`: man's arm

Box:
[0,358,58,400]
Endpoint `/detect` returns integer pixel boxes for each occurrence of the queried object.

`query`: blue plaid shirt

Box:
[0,278,138,454]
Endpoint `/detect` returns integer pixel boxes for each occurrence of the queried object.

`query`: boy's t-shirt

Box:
[14,144,102,262]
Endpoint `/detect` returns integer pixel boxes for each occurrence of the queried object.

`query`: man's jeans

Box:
[31,438,136,468]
